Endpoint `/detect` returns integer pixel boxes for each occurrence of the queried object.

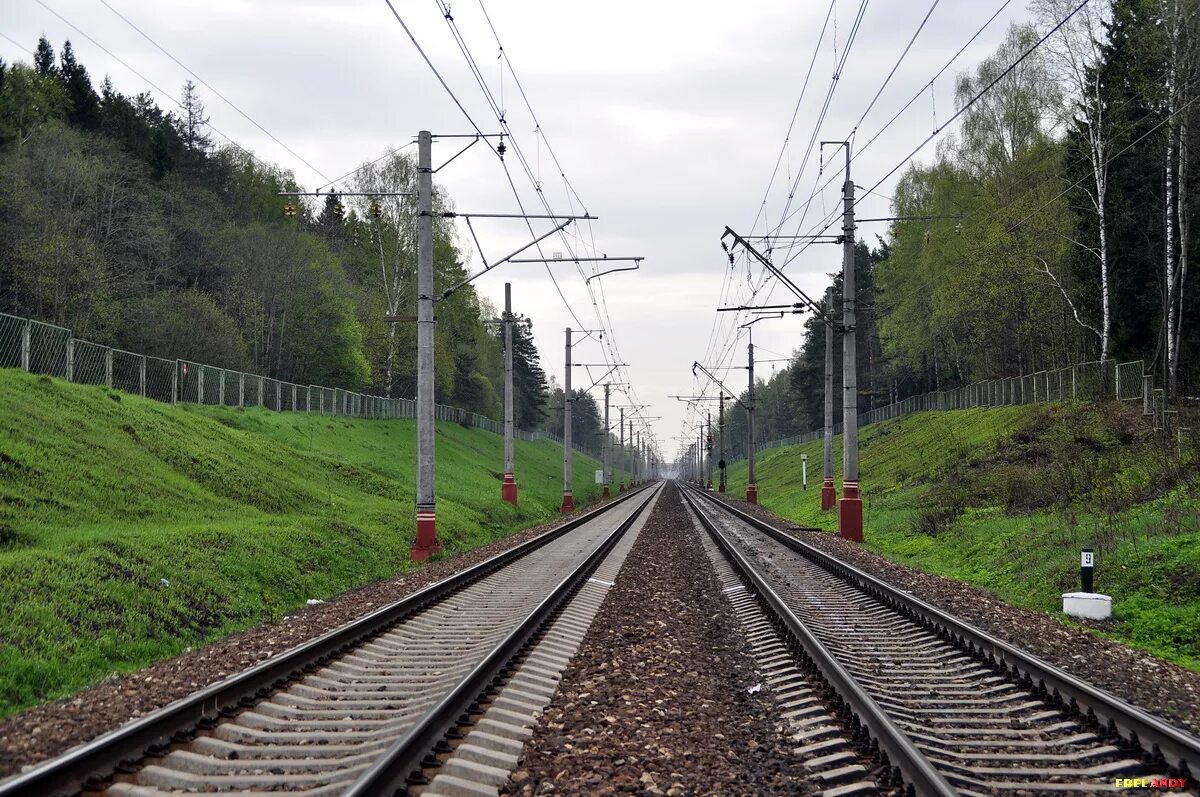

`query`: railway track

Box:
[680,483,1200,797]
[0,483,662,797]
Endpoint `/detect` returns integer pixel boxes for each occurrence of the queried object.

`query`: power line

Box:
[97,0,332,184]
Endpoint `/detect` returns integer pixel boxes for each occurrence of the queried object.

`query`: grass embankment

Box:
[725,403,1200,669]
[0,370,604,716]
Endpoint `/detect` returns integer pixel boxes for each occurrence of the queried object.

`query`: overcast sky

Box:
[2,0,1035,463]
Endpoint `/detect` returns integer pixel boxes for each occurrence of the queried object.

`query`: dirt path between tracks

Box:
[505,482,815,797]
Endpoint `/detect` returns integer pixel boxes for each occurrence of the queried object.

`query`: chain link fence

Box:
[0,311,600,458]
[725,357,1152,465]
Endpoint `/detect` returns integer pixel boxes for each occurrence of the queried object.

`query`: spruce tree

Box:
[59,41,101,129]
[34,36,55,75]
[501,321,549,430]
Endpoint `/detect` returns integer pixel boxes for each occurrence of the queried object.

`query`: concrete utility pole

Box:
[501,283,517,506]
[746,339,757,503]
[718,394,727,492]
[822,285,837,512]
[412,130,442,561]
[706,411,713,489]
[562,328,574,513]
[603,383,611,498]
[835,142,863,542]
[618,408,626,492]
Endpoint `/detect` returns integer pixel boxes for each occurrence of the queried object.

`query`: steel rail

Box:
[688,485,1200,776]
[346,482,662,795]
[0,484,657,797]
[679,484,958,797]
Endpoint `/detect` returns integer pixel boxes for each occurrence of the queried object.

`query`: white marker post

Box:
[801,453,809,491]
[1063,546,1111,620]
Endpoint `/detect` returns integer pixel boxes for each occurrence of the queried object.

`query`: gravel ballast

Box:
[710,490,1200,735]
[0,497,629,779]
[505,482,816,797]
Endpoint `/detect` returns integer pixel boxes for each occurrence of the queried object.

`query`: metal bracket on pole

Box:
[722,227,832,323]
[439,218,585,300]
[691,363,749,411]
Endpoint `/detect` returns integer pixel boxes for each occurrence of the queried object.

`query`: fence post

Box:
[258,376,264,407]
[1116,364,1121,400]
[219,369,225,405]
[198,364,206,404]
[139,355,146,396]
[291,384,297,412]
[105,348,114,389]
[239,373,245,407]
[171,361,179,404]
[20,319,31,372]
[1072,367,1077,400]
[66,337,74,382]
[275,380,281,411]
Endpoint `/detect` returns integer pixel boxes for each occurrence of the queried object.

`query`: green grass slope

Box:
[0,370,604,715]
[724,403,1200,669]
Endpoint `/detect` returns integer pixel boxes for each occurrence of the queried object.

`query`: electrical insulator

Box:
[283,203,297,218]
[333,202,345,219]
[370,202,383,219]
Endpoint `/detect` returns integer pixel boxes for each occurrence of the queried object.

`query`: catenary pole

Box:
[746,339,758,504]
[718,394,727,492]
[618,408,626,492]
[602,383,611,498]
[562,328,574,512]
[838,142,863,541]
[706,410,713,489]
[411,130,442,561]
[822,285,837,511]
[501,283,517,505]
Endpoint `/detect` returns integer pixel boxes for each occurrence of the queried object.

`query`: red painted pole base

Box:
[718,483,726,493]
[560,491,574,513]
[602,485,610,498]
[618,481,625,493]
[838,482,863,542]
[820,478,837,511]
[411,510,442,562]
[746,484,758,504]
[501,473,518,506]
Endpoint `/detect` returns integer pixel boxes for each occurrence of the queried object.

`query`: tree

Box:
[33,37,55,76]
[506,320,549,430]
[58,41,100,130]
[1031,0,1115,361]
[175,80,211,156]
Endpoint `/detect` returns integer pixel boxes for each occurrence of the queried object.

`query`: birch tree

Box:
[1031,0,1114,361]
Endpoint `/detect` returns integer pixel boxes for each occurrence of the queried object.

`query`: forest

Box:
[719,0,1199,457]
[0,37,608,444]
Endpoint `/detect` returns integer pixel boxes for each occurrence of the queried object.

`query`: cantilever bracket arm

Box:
[721,227,832,324]
[691,362,749,411]
[585,259,642,285]
[439,220,574,301]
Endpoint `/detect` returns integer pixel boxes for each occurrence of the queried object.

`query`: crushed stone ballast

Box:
[680,482,1200,796]
[0,484,662,797]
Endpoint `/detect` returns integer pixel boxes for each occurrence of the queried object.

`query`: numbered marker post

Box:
[1081,547,1094,593]
[801,454,808,491]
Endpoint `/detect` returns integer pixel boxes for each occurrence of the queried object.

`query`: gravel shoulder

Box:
[505,482,816,797]
[709,490,1200,735]
[0,496,629,779]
